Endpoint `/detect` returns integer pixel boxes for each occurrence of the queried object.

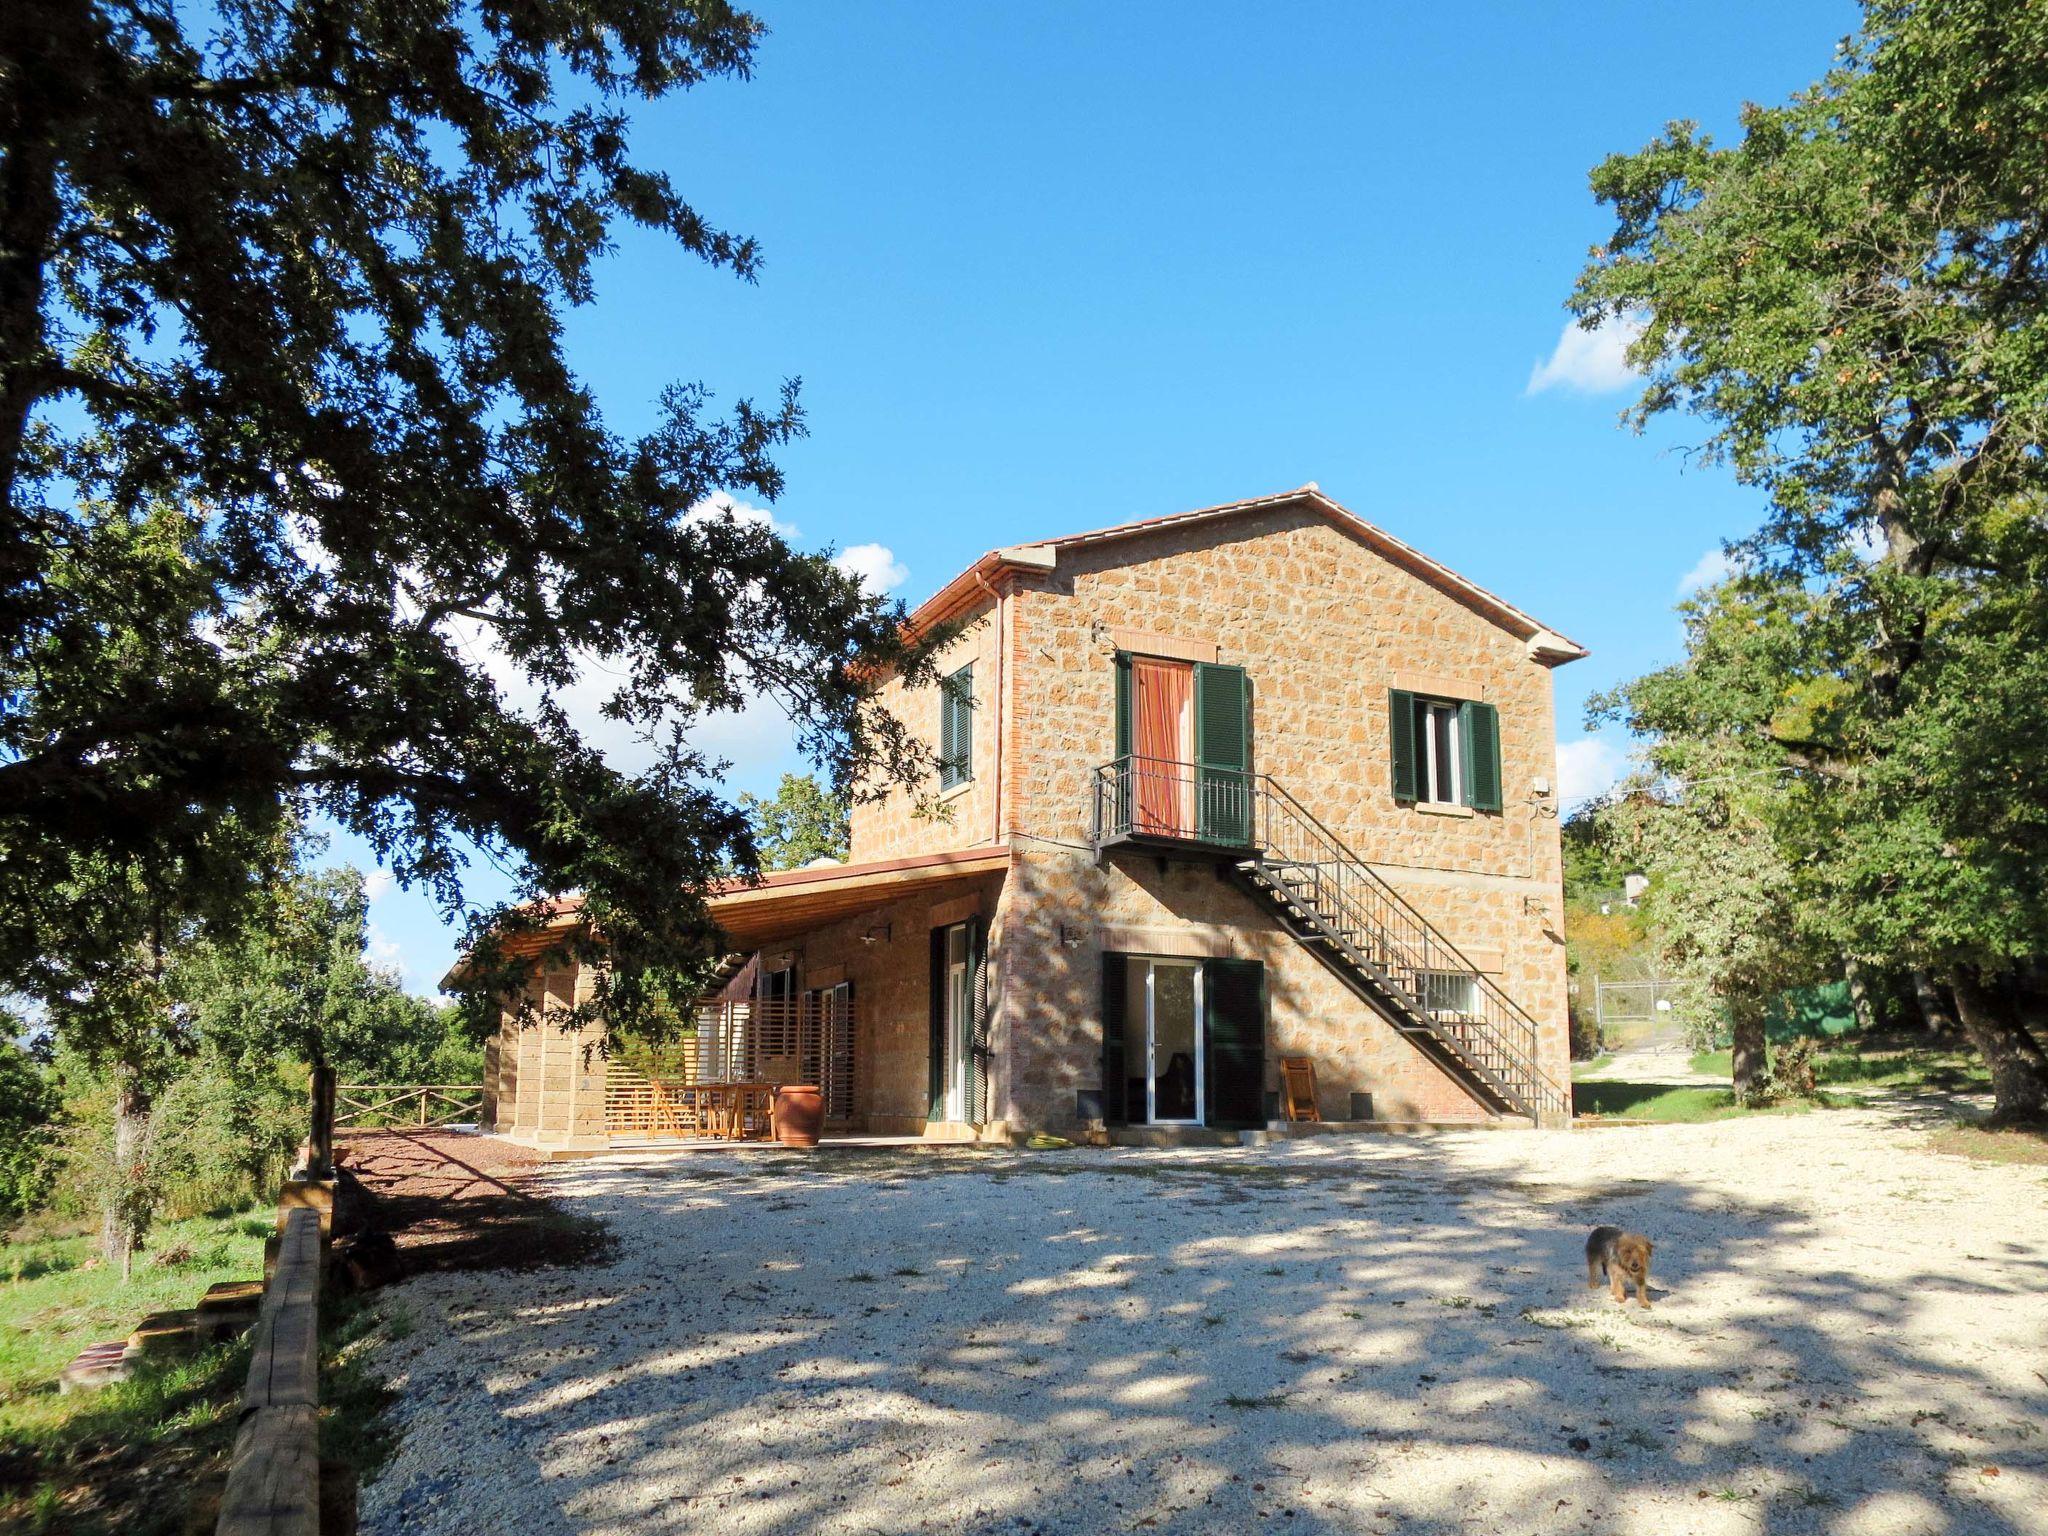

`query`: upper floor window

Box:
[939,663,974,791]
[1389,689,1501,812]
[1418,699,1463,806]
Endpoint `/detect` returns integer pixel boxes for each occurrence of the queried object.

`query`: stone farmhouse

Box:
[475,485,1585,1150]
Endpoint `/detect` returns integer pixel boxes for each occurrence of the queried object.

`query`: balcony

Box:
[1090,755,1259,856]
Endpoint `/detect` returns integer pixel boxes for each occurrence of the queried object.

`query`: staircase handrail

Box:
[1252,774,1571,1122]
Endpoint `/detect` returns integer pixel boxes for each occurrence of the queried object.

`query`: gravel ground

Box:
[357,1105,2048,1536]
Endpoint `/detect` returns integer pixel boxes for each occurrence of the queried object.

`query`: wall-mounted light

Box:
[860,921,892,947]
[1059,924,1086,948]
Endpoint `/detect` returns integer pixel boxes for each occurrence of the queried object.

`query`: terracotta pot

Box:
[774,1084,824,1148]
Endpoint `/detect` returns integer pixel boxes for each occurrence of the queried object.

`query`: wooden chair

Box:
[1279,1056,1321,1123]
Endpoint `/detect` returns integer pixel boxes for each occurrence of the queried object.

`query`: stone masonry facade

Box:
[854,495,1575,1133]
[485,490,1577,1146]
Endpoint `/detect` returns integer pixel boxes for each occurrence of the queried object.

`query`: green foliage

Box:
[1560,808,1633,902]
[1573,2,2048,1121]
[737,773,851,873]
[0,1038,59,1226]
[26,861,468,1232]
[1,0,945,1044]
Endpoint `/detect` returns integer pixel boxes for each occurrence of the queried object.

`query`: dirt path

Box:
[356,1108,2046,1536]
[1578,1026,1721,1086]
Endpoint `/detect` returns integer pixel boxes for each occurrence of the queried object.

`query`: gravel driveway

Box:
[357,1106,2046,1536]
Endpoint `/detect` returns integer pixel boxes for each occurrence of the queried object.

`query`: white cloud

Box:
[362,869,395,902]
[1556,735,1625,810]
[834,542,909,595]
[365,923,406,972]
[1677,546,1735,596]
[683,491,799,539]
[1527,312,1645,395]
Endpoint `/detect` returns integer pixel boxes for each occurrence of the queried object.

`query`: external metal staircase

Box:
[1093,757,1571,1126]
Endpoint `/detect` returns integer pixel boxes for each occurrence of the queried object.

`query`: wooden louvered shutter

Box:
[1203,958,1267,1129]
[1461,700,1502,812]
[1389,688,1418,803]
[1194,662,1251,845]
[1099,951,1129,1125]
[939,665,972,790]
[968,915,990,1123]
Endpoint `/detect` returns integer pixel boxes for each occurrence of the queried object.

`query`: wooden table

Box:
[696,1082,777,1141]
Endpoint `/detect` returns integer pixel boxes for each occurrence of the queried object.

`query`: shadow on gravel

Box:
[338,1129,607,1275]
[363,1132,2044,1536]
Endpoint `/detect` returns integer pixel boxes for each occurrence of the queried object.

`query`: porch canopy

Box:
[707,845,1011,950]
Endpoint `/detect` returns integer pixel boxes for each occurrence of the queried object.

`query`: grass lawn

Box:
[1571,1079,1839,1122]
[1570,1053,1613,1080]
[0,1208,270,1535]
[1689,1037,1990,1095]
[1923,1122,2048,1165]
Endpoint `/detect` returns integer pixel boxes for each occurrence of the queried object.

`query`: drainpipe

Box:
[972,568,1006,846]
[971,566,1009,1134]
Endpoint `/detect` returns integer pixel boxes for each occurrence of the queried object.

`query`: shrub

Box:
[0,1042,59,1227]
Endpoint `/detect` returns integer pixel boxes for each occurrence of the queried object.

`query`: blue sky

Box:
[340,0,1862,994]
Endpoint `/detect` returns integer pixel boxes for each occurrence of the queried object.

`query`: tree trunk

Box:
[98,1062,154,1276]
[1729,1001,1769,1104]
[1844,957,1881,1034]
[1949,967,2048,1127]
[1911,970,1959,1037]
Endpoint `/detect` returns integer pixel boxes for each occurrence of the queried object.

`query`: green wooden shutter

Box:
[1389,688,1417,802]
[1462,700,1502,812]
[1112,654,1133,831]
[939,665,973,789]
[968,916,989,1123]
[1194,662,1252,845]
[1114,654,1132,758]
[1100,951,1129,1126]
[928,926,946,1114]
[1203,958,1267,1129]
[938,678,957,789]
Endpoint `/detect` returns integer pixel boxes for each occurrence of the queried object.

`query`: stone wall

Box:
[989,503,1573,1110]
[733,495,1575,1136]
[991,845,1507,1130]
[849,604,1006,861]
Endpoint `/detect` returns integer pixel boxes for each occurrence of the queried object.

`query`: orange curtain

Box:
[1132,659,1193,834]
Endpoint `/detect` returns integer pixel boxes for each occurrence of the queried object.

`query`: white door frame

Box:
[1142,957,1205,1126]
[944,923,973,1122]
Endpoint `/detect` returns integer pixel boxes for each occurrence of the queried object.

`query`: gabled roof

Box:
[906,484,1587,664]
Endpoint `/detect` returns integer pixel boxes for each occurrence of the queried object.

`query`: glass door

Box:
[1145,959,1204,1124]
[944,923,972,1121]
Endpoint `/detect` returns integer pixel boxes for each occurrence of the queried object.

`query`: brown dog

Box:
[1586,1225,1654,1308]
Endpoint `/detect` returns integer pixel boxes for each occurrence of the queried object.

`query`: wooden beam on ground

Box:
[217,1206,322,1536]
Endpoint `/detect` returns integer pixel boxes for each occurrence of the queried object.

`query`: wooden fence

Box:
[216,1206,322,1536]
[605,997,855,1136]
[335,1083,484,1131]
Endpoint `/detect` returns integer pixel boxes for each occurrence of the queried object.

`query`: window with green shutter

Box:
[1389,689,1501,812]
[938,663,974,790]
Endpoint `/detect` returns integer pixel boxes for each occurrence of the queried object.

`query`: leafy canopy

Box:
[737,773,850,874]
[0,0,940,1027]
[1575,0,2048,979]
